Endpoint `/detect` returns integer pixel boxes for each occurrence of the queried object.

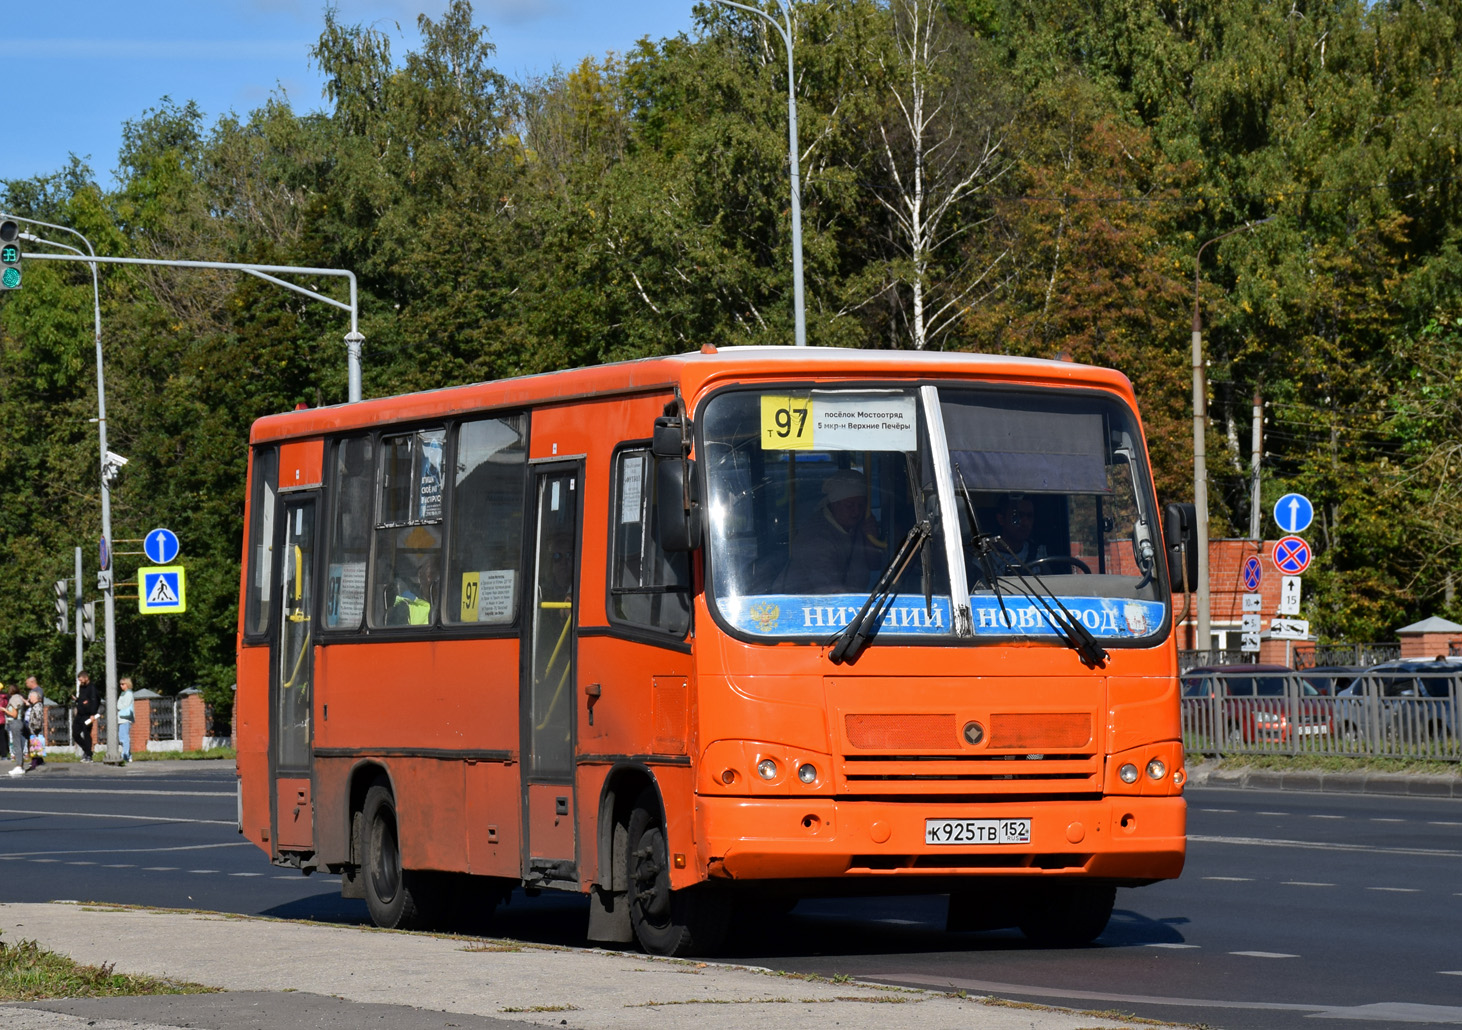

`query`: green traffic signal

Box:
[0,219,19,290]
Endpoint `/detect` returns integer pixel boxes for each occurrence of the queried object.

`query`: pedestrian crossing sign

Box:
[138,566,187,614]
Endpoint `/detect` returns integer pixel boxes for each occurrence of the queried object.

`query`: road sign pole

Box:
[74,547,83,678]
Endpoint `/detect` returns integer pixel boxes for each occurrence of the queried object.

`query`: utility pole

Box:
[1249,391,1263,540]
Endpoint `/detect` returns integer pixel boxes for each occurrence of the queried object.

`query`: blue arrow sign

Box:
[1273,493,1314,535]
[143,527,180,565]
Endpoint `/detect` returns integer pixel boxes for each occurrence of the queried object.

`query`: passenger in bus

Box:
[994,495,1046,568]
[389,552,440,626]
[783,470,883,595]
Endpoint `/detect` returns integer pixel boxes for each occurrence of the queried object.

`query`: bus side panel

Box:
[657,764,701,891]
[1107,671,1181,754]
[578,637,693,757]
[311,637,520,875]
[236,644,272,854]
[467,760,522,877]
[278,438,323,489]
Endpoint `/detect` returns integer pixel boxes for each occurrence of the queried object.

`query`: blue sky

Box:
[11,1,701,186]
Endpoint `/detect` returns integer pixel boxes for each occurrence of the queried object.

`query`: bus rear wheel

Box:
[1017,883,1116,947]
[626,790,729,956]
[362,784,431,930]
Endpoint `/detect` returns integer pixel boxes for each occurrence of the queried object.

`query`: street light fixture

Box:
[1191,216,1274,654]
[708,0,807,347]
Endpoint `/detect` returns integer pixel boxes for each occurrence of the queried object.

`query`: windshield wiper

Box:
[1000,558,1109,668]
[952,468,1107,668]
[828,520,931,666]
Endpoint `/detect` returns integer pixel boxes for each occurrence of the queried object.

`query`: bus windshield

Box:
[702,383,1166,645]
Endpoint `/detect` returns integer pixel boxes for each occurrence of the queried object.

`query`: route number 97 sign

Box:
[760,393,917,451]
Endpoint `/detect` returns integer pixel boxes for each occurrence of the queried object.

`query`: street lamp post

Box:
[709,0,807,347]
[1191,217,1273,654]
[18,224,121,762]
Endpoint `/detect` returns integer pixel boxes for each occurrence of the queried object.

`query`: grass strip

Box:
[0,935,218,1001]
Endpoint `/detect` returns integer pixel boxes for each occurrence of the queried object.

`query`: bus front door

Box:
[272,495,317,854]
[522,465,580,886]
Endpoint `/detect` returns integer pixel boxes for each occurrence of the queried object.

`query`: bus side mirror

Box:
[1163,502,1198,592]
[652,415,691,458]
[656,457,702,552]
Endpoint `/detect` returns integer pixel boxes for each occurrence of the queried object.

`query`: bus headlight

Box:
[757,758,779,781]
[1146,758,1167,781]
[797,763,817,784]
[1119,763,1139,784]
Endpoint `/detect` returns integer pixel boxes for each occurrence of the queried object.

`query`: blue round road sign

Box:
[1272,535,1312,575]
[143,527,180,565]
[1274,492,1314,535]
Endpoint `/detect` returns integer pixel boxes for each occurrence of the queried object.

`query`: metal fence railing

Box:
[1291,643,1401,670]
[1181,670,1462,761]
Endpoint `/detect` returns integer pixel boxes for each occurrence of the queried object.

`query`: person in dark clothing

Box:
[72,670,99,760]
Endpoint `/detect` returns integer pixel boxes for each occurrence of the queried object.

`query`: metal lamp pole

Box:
[18,226,121,762]
[709,0,807,347]
[1191,216,1273,654]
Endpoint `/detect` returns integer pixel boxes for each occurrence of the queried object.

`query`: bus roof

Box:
[249,345,1137,445]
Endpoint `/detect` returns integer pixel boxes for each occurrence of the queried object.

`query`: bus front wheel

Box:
[1017,883,1116,947]
[362,784,430,930]
[626,790,729,956]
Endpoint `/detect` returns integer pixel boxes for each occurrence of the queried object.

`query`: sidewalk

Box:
[0,902,1161,1030]
[1186,758,1462,797]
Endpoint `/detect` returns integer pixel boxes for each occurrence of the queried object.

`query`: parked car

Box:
[1296,665,1366,696]
[1332,658,1462,747]
[1180,664,1332,745]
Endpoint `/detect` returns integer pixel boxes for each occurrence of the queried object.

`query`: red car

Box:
[1181,664,1332,746]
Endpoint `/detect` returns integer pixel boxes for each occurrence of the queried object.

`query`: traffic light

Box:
[81,601,96,644]
[52,579,68,634]
[0,220,20,290]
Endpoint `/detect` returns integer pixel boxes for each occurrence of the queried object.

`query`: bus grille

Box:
[838,753,1100,792]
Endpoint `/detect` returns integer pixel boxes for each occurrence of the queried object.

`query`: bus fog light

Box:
[1173,767,1186,786]
[720,768,737,785]
[1146,758,1167,781]
[1119,763,1139,784]
[798,763,817,784]
[757,759,778,781]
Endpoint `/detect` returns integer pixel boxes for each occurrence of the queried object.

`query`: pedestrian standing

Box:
[72,670,99,761]
[116,677,136,763]
[22,685,47,772]
[3,685,22,765]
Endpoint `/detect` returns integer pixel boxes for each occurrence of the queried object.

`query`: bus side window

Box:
[609,447,691,637]
[325,435,373,631]
[445,414,527,627]
[370,429,446,628]
[244,446,278,639]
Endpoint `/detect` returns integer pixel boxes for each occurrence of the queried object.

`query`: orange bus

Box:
[236,346,1191,955]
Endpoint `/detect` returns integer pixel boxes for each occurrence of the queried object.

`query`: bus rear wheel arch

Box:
[361,782,433,930]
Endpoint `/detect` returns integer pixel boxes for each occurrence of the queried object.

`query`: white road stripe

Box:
[1308,814,1344,819]
[1281,881,1334,887]
[1203,876,1254,881]
[0,787,233,797]
[1189,834,1462,858]
[1230,951,1299,959]
[1256,811,1289,816]
[1366,886,1421,893]
[0,807,235,826]
[1145,943,1200,949]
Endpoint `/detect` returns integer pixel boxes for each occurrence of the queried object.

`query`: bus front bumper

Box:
[697,794,1186,883]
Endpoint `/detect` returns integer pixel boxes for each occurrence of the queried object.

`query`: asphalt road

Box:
[2,763,1460,1029]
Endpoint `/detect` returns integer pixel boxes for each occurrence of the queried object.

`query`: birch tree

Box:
[873,0,1010,350]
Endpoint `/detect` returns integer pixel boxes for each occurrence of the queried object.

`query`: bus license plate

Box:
[925,818,1031,845]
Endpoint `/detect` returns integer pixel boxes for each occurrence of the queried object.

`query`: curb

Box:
[1186,759,1462,797]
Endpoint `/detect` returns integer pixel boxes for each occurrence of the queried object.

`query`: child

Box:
[23,689,46,772]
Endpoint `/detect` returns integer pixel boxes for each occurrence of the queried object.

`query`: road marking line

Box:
[1189,834,1462,858]
[187,869,219,874]
[1428,821,1462,827]
[1307,814,1344,819]
[0,787,233,797]
[1202,876,1253,881]
[0,842,250,859]
[1281,881,1335,887]
[1198,808,1238,813]
[1370,817,1404,823]
[1366,886,1421,893]
[1230,951,1299,959]
[1256,811,1288,816]
[64,861,96,866]
[1145,943,1200,949]
[229,872,264,877]
[142,867,179,872]
[0,807,235,826]
[1441,972,1462,977]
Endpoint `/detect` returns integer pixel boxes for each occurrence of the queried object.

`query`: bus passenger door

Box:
[272,496,317,853]
[522,465,580,886]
